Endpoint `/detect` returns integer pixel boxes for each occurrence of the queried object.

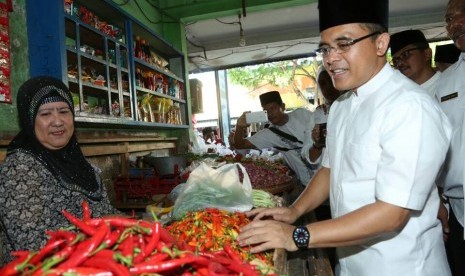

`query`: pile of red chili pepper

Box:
[0,201,276,276]
[166,208,276,275]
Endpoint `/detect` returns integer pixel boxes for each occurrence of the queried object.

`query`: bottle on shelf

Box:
[136,68,143,87]
[140,39,147,61]
[145,41,151,63]
[134,35,142,59]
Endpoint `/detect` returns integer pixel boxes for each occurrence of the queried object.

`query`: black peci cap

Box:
[318,0,388,32]
[390,30,429,55]
[259,91,283,107]
[435,43,461,64]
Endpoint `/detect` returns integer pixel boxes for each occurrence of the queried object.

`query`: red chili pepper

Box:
[224,243,243,263]
[158,227,175,244]
[0,251,33,276]
[29,238,66,265]
[141,252,169,264]
[41,267,113,276]
[31,245,75,276]
[57,223,109,269]
[129,255,207,274]
[208,261,230,275]
[46,229,78,243]
[62,209,97,236]
[81,200,91,221]
[95,229,121,252]
[118,232,134,260]
[93,216,141,228]
[134,221,160,263]
[196,267,210,276]
[92,249,116,259]
[83,256,131,276]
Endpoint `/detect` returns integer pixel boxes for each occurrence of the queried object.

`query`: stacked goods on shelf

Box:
[54,0,188,126]
[0,1,11,103]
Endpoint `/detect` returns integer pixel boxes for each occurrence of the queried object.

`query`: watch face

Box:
[293,227,309,248]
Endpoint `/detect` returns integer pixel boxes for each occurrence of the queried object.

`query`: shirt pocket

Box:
[341,141,380,182]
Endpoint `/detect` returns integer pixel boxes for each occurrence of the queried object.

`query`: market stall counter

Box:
[113,153,333,275]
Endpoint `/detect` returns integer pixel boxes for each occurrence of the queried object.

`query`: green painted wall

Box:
[115,0,183,51]
[0,0,28,135]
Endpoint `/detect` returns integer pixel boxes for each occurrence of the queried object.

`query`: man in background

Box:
[436,0,465,275]
[202,127,216,144]
[435,43,461,72]
[390,29,440,99]
[231,91,315,187]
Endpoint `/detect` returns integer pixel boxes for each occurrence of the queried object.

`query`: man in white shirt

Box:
[390,29,441,99]
[238,0,452,275]
[232,91,315,187]
[436,0,465,275]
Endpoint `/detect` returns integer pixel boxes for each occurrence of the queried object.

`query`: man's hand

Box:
[312,124,326,148]
[237,219,298,253]
[437,202,450,242]
[246,206,300,224]
[236,111,249,128]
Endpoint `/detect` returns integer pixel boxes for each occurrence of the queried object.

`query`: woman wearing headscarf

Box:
[0,76,120,264]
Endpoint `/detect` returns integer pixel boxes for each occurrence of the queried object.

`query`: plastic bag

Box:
[172,162,253,220]
[190,129,207,154]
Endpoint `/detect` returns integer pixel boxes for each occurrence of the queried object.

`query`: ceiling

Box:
[158,0,449,73]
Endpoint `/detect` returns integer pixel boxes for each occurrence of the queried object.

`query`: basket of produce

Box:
[217,155,295,194]
[0,201,280,276]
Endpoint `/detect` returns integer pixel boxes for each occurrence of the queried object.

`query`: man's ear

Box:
[376,32,390,56]
[425,48,433,61]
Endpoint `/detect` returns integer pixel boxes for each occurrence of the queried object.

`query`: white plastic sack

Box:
[191,129,207,154]
[172,162,253,219]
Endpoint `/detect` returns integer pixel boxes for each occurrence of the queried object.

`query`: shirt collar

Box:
[450,51,465,71]
[355,63,394,99]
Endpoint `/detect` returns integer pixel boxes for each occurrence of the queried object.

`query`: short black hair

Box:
[202,127,214,136]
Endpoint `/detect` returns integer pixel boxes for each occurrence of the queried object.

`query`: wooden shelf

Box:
[0,136,178,168]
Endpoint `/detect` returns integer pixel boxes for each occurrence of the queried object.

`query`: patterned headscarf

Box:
[7,76,103,200]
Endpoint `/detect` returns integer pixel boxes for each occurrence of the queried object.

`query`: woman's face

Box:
[34,101,74,150]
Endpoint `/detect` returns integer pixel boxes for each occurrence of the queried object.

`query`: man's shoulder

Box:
[437,61,465,97]
[289,107,312,113]
[287,107,313,119]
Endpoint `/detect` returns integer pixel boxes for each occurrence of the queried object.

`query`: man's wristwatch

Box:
[292,226,310,249]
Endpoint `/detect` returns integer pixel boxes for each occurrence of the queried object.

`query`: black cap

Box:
[318,0,388,32]
[259,91,283,107]
[435,44,461,64]
[390,30,429,55]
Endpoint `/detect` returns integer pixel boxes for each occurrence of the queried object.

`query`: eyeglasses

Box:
[315,31,381,57]
[391,47,424,67]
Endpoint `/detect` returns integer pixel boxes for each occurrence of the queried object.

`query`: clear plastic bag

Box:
[172,162,253,220]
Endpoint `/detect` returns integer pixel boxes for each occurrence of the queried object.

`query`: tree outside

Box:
[189,57,322,130]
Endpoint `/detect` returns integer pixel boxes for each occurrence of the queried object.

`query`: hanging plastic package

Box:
[171,162,253,220]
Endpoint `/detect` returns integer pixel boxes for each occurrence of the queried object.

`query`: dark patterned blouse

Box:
[0,151,120,265]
